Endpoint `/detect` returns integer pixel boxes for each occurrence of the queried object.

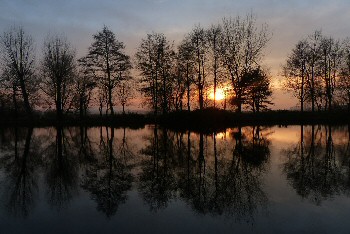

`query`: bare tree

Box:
[0,26,36,115]
[135,32,175,115]
[283,40,309,112]
[86,26,131,115]
[319,36,343,111]
[116,79,134,115]
[177,37,195,111]
[206,24,223,108]
[339,38,350,111]
[283,31,347,112]
[75,57,96,118]
[306,31,322,112]
[0,67,20,115]
[40,36,76,119]
[220,13,270,112]
[188,25,207,110]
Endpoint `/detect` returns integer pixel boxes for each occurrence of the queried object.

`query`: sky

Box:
[1,0,350,110]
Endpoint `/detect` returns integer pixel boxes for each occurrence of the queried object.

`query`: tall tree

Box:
[306,31,322,112]
[319,36,342,111]
[206,24,222,108]
[87,26,131,115]
[76,57,96,118]
[40,36,76,119]
[188,25,207,110]
[283,40,309,112]
[177,37,195,111]
[339,38,350,111]
[220,13,270,112]
[135,32,175,115]
[168,63,186,111]
[0,26,36,115]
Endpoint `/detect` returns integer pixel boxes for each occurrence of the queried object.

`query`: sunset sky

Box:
[1,0,350,110]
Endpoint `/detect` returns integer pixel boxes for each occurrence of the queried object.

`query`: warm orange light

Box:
[209,88,225,101]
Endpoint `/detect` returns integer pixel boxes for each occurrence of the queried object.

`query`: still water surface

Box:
[0,125,349,233]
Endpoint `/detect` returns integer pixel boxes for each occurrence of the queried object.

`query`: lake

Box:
[0,125,349,233]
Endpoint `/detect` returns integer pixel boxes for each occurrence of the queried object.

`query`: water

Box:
[0,125,349,233]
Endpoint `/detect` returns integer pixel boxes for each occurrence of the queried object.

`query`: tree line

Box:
[283,30,350,112]
[0,26,132,119]
[0,13,275,119]
[1,14,349,120]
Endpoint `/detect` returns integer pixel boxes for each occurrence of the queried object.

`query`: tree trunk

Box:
[56,81,62,120]
[237,97,242,113]
[108,86,114,115]
[12,85,18,118]
[79,95,84,119]
[18,75,32,116]
[301,63,305,113]
[311,62,315,112]
[199,82,204,110]
[213,57,217,109]
[186,64,191,112]
[162,66,167,115]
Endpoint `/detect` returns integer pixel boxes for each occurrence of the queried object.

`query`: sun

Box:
[209,88,225,101]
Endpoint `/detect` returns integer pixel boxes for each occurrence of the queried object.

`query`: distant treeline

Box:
[0,13,349,121]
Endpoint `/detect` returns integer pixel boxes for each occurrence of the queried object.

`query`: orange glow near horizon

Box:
[209,88,225,101]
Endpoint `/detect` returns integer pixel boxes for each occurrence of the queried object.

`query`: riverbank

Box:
[0,109,348,130]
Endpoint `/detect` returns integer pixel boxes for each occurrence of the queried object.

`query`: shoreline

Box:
[0,109,348,131]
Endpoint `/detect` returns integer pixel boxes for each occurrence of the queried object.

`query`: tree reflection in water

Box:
[43,126,79,210]
[7,125,348,224]
[283,125,350,204]
[81,126,133,218]
[139,125,271,222]
[0,127,39,217]
[138,126,177,211]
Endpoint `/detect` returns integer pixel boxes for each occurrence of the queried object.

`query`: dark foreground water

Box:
[0,125,349,234]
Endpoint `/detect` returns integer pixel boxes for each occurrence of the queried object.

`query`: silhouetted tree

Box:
[243,67,273,112]
[0,26,36,115]
[188,25,207,110]
[283,40,310,112]
[135,32,175,115]
[319,37,343,111]
[40,36,76,119]
[168,63,186,111]
[75,57,96,118]
[86,26,131,115]
[0,68,21,115]
[339,38,350,111]
[284,31,348,112]
[220,13,270,112]
[206,24,223,108]
[306,31,322,112]
[116,79,134,114]
[177,37,196,111]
